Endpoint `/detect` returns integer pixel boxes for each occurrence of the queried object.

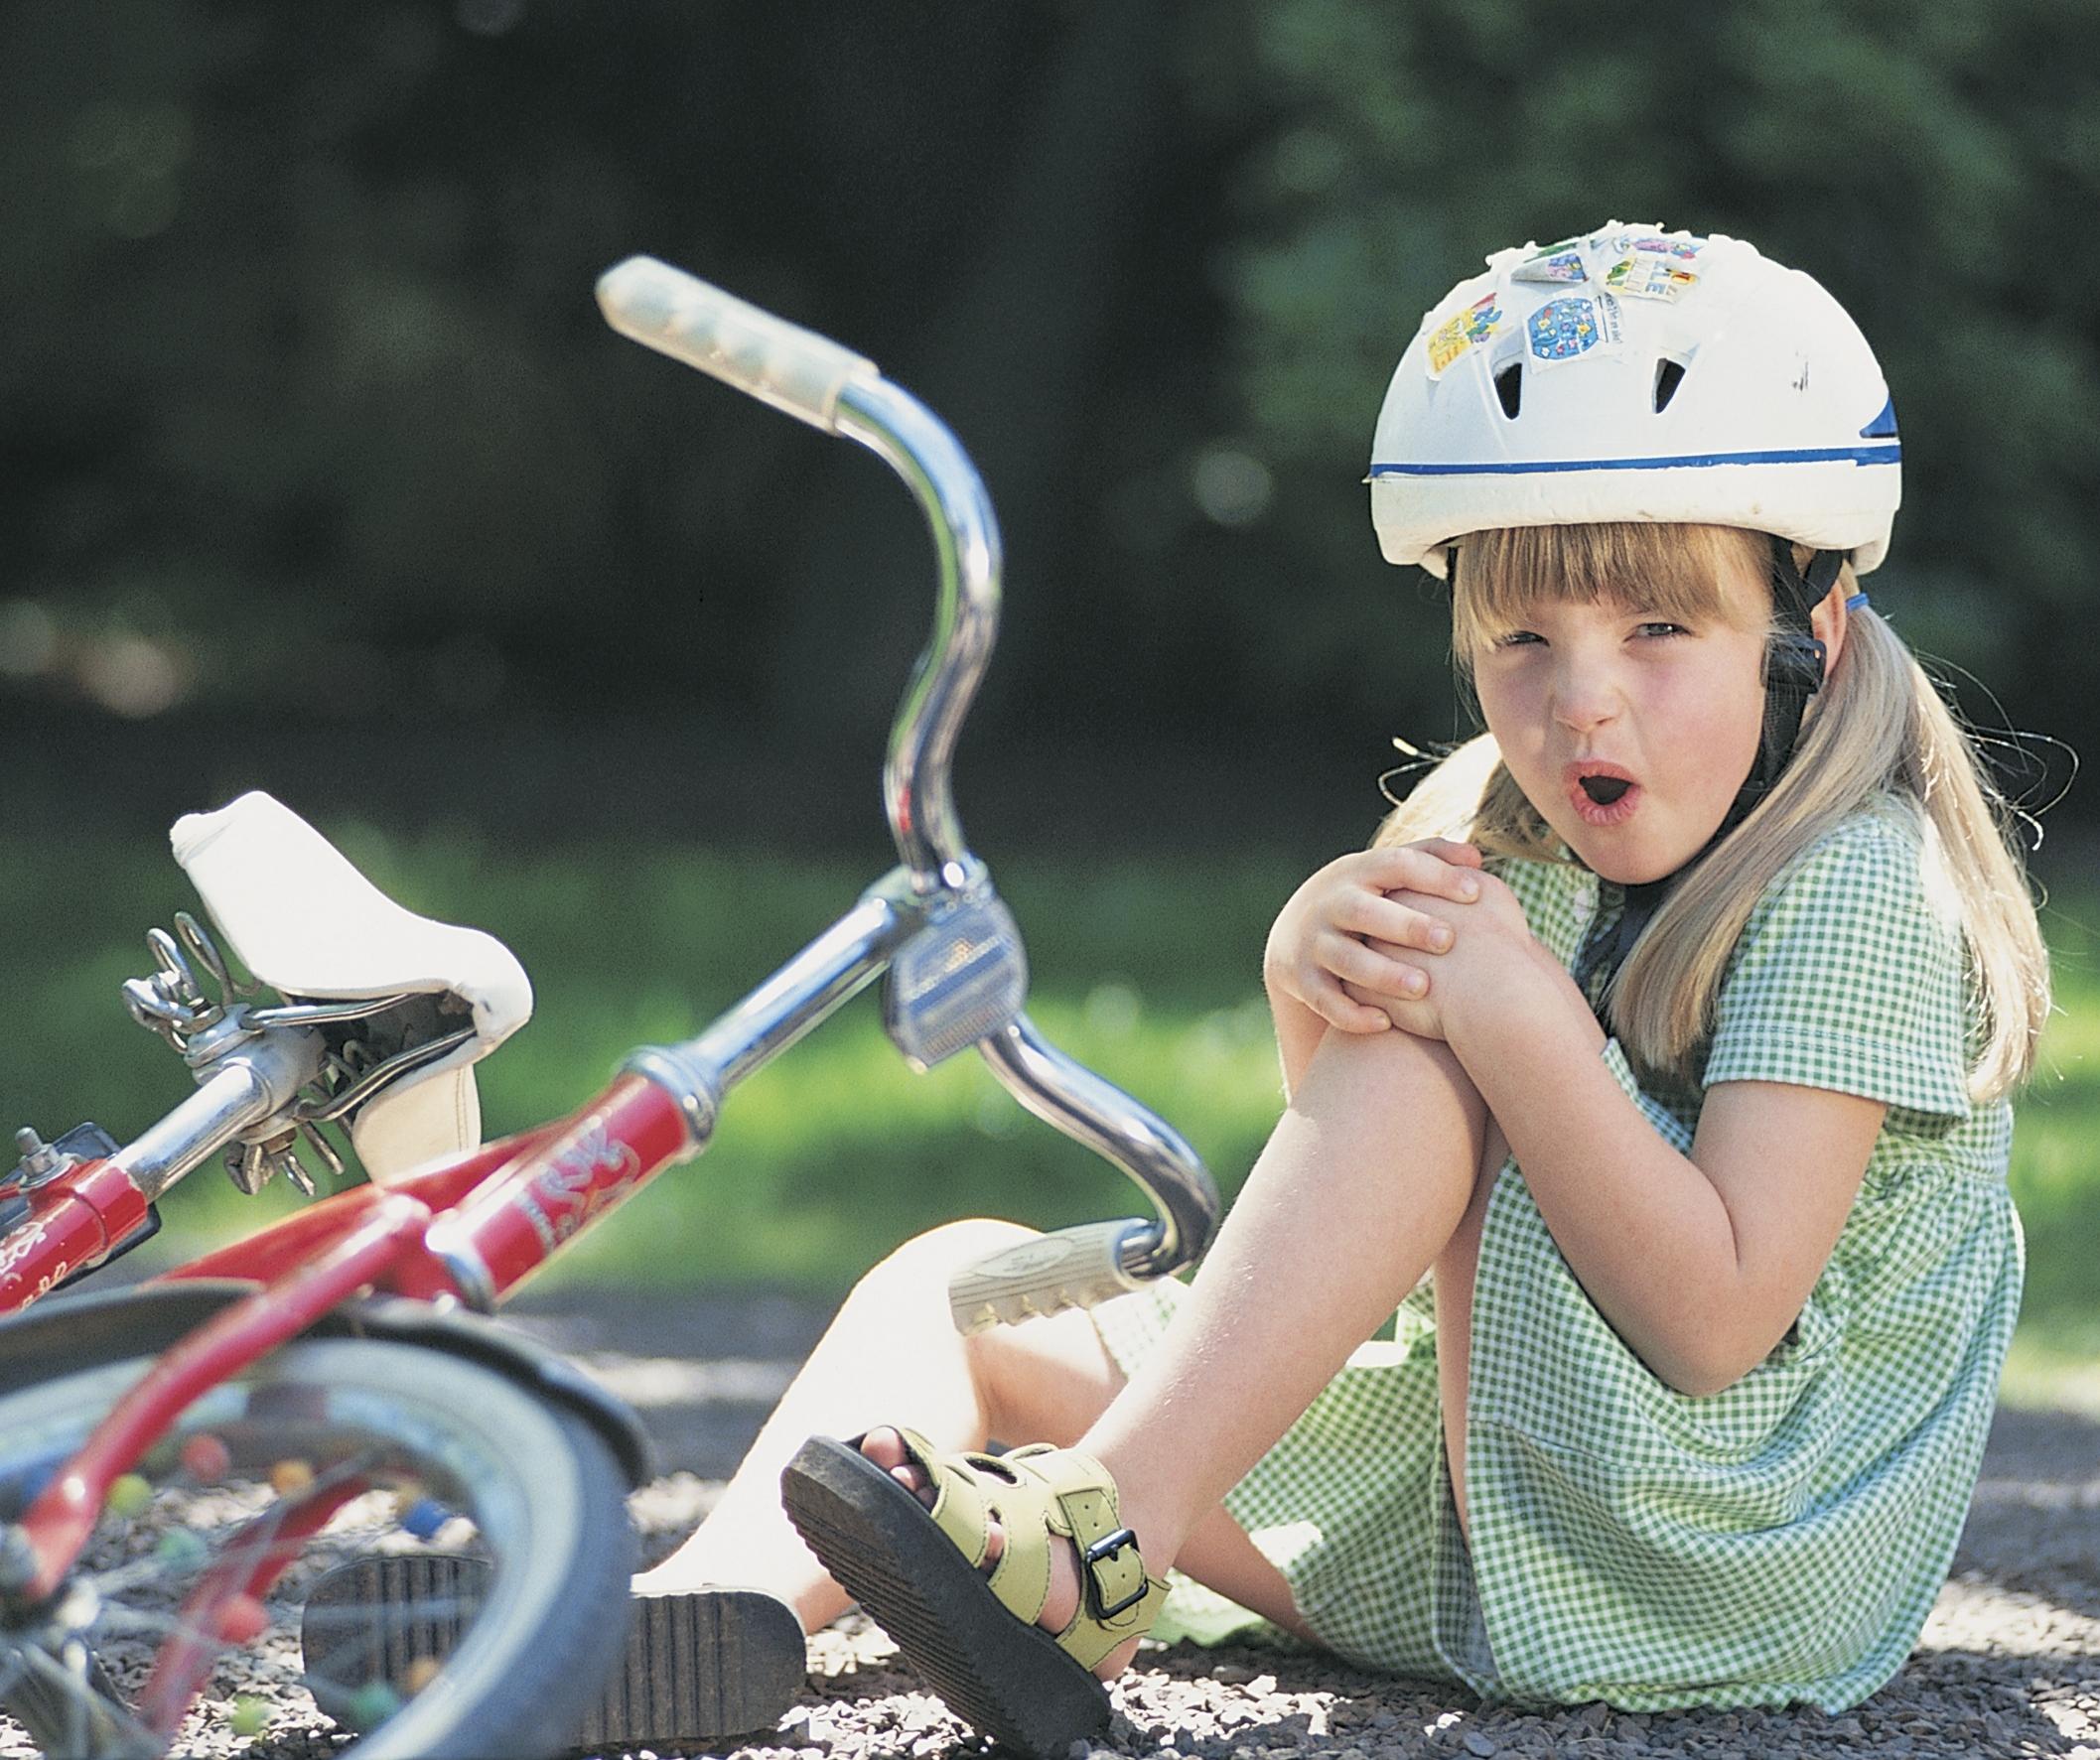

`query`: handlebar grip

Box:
[948,1219,1156,1335]
[596,255,879,432]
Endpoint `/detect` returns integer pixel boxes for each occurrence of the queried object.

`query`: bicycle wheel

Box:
[0,1291,636,1760]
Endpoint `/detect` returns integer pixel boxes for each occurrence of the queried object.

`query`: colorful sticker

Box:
[1604,230,1703,260]
[1512,248,1589,285]
[1527,294,1619,362]
[1427,293,1503,375]
[1604,252,1699,302]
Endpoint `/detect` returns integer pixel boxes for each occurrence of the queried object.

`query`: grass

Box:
[3,821,2094,1380]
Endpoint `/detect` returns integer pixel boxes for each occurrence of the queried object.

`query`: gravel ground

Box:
[4,1286,2092,1758]
[505,1289,2100,1760]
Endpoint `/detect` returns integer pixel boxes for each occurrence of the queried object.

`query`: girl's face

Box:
[1469,544,1770,884]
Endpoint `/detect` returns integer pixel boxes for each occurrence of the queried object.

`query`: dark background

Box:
[2,0,2092,866]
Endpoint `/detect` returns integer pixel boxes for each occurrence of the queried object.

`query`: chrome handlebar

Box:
[602,257,1219,1320]
[63,261,1220,1326]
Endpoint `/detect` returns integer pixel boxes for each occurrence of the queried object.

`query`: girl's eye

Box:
[1633,620,1688,639]
[1491,628,1544,649]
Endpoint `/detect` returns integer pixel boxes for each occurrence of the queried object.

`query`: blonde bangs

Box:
[1449,522,1768,668]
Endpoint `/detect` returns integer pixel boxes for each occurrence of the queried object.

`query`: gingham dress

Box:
[1093,797,2024,1711]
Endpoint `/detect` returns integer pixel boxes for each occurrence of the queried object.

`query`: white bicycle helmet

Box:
[1369,221,1900,575]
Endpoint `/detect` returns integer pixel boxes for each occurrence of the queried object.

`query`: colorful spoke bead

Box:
[106,1473,153,1519]
[180,1432,232,1483]
[347,1681,402,1730]
[217,1592,270,1645]
[269,1458,316,1496]
[155,1527,209,1570]
[227,1695,270,1737]
[401,1497,451,1541]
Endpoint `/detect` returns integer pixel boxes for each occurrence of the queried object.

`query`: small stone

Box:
[1464,1732,1499,1756]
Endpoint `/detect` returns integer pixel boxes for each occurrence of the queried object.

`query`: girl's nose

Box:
[1551,659,1622,733]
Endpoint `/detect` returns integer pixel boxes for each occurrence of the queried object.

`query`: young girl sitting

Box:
[637,220,2052,1758]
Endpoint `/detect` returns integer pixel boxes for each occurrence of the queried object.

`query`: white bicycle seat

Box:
[170,791,532,1184]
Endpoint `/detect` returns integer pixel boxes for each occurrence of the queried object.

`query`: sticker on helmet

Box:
[1603,230,1704,260]
[1604,253,1699,302]
[1512,248,1589,285]
[1526,293,1622,362]
[1426,293,1503,376]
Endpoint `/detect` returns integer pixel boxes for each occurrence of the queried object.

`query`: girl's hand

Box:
[1344,871,1585,1048]
[1264,840,1484,1034]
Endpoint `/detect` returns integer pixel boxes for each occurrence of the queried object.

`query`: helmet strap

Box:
[1722,536,1840,833]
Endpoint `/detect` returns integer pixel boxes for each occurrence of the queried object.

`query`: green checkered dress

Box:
[1093,796,2024,1711]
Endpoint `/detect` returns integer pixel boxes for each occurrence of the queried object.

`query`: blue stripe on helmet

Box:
[1860,395,1898,439]
[1370,443,1900,476]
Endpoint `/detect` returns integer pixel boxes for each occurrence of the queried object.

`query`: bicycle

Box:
[0,258,1220,1760]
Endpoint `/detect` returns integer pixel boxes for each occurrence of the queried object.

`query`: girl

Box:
[639,221,2052,1758]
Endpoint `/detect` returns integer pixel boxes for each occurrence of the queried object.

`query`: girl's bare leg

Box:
[870,1025,1489,1674]
[647,1025,1490,1675]
[634,1218,1305,1635]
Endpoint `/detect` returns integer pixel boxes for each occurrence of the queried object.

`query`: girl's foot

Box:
[857,1426,1147,1678]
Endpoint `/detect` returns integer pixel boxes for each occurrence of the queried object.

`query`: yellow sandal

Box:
[781,1426,1167,1757]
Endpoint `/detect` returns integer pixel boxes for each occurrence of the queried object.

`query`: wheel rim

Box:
[0,1339,624,1760]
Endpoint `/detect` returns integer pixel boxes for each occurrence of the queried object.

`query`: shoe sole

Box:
[299,1555,806,1751]
[780,1434,1110,1760]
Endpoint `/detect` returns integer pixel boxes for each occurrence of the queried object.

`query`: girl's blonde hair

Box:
[1375,522,2051,1100]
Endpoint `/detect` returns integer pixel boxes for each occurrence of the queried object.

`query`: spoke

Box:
[17,1640,159,1759]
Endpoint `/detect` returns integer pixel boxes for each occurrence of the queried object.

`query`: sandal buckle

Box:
[1081,1527,1146,1620]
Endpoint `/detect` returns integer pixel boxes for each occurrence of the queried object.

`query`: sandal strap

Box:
[884,1428,1168,1673]
[1004,1444,1168,1671]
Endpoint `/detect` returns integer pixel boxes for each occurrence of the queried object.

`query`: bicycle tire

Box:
[0,1288,636,1760]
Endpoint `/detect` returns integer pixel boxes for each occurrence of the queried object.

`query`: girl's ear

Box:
[1807,576,1850,680]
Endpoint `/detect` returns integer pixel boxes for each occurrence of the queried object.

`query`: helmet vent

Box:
[1652,357,1687,413]
[1493,362,1523,420]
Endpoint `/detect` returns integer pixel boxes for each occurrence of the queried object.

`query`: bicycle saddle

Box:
[169,791,532,1183]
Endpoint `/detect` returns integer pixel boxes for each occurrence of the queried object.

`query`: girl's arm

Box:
[1262,841,1484,1098]
[1394,878,1885,1397]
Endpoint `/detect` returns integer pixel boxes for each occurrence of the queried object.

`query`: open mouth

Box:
[1565,761,1641,827]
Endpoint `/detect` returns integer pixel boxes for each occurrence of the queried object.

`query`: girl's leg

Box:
[632,1218,1040,1622]
[861,1025,1489,1674]
[1052,1025,1488,1668]
[636,1217,1307,1635]
[656,1024,1490,1672]
[1431,1118,1510,1544]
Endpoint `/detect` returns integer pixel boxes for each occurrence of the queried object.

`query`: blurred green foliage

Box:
[2,832,2093,1388]
[0,0,2091,810]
